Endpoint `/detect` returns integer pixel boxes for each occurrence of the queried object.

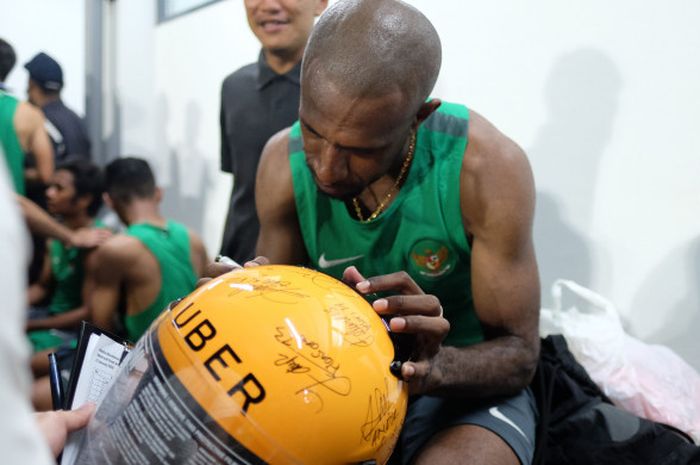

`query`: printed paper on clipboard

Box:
[60,321,132,465]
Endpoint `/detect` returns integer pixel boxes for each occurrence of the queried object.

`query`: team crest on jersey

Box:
[409,239,456,279]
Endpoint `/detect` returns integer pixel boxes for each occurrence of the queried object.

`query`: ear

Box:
[315,0,329,16]
[414,98,442,128]
[154,187,163,204]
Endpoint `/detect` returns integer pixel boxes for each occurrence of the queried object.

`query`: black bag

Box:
[532,335,700,465]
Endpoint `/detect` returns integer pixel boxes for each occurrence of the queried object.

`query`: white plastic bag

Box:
[540,279,700,443]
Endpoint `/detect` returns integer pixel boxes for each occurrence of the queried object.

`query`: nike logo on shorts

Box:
[489,407,530,444]
[318,253,364,269]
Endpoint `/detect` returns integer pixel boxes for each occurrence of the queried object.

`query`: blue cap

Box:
[24,52,63,91]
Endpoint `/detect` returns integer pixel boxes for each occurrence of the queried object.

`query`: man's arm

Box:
[428,111,540,398]
[18,195,72,243]
[220,93,233,174]
[27,248,101,331]
[17,195,112,247]
[85,238,130,333]
[27,246,52,305]
[255,128,309,265]
[188,231,209,277]
[28,118,54,184]
[349,112,539,399]
[15,102,54,183]
[26,306,89,331]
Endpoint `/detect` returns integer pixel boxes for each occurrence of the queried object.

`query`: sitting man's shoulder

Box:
[462,110,531,195]
[466,110,527,167]
[255,127,294,177]
[92,234,144,268]
[457,109,534,234]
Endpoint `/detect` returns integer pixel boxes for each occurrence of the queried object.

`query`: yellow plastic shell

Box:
[156,265,407,465]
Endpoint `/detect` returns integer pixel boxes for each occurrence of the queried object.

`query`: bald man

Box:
[249,1,540,464]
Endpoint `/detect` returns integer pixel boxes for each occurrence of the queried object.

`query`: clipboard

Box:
[63,321,132,410]
[59,321,132,465]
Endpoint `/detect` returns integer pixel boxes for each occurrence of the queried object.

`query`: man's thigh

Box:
[413,424,519,465]
[393,388,538,465]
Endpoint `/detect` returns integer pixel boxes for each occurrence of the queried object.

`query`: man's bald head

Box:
[301,0,441,115]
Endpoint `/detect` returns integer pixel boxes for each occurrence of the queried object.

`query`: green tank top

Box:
[48,219,105,314]
[289,102,482,347]
[125,221,197,341]
[0,91,25,194]
[29,220,106,352]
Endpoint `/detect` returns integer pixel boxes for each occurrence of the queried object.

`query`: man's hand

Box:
[34,403,95,457]
[343,266,450,395]
[69,227,112,249]
[196,256,270,287]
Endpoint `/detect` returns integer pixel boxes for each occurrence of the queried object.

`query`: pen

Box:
[215,254,242,268]
[48,352,65,410]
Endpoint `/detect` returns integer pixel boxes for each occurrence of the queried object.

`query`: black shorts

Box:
[391,388,538,465]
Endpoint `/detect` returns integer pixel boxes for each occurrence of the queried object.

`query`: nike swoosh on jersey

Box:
[318,253,364,269]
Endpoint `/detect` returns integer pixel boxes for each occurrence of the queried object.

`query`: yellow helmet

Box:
[76,265,407,465]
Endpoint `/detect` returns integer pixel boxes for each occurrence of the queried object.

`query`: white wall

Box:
[115,0,250,256]
[115,0,700,368]
[0,0,85,114]
[424,0,700,368]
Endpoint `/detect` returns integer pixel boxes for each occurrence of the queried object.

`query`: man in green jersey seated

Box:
[27,159,107,410]
[218,1,541,464]
[86,157,208,343]
[27,159,106,360]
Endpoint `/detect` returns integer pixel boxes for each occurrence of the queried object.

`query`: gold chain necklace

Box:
[353,130,416,223]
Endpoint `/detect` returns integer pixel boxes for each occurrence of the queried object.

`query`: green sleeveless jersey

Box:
[289,102,482,347]
[125,221,197,341]
[0,91,25,194]
[49,219,105,314]
[29,220,105,351]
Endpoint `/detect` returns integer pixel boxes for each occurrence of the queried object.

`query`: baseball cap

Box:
[24,52,63,91]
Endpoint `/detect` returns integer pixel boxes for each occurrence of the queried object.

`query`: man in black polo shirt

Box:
[25,52,91,162]
[219,0,328,264]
